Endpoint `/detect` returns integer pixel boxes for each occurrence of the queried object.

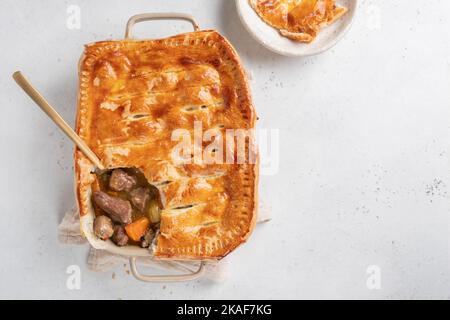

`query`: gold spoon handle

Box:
[12,71,104,170]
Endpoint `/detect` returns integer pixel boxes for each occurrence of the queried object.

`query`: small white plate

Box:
[235,0,358,57]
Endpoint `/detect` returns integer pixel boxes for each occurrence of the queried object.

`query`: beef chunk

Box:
[130,187,150,212]
[93,215,114,240]
[109,169,137,192]
[140,228,155,248]
[112,225,128,246]
[93,191,132,224]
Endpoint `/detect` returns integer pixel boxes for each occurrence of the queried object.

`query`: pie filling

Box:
[91,167,161,248]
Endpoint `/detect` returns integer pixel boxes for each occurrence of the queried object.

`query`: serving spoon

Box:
[12,71,105,171]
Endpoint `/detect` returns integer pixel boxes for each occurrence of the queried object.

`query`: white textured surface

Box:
[0,0,450,299]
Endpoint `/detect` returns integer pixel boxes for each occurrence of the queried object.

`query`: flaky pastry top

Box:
[75,30,258,259]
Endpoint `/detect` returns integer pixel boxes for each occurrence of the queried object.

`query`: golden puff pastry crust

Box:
[75,30,258,260]
[249,0,347,43]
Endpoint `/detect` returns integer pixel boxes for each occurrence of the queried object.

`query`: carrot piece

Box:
[124,217,150,242]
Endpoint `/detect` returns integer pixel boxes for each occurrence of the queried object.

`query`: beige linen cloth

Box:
[58,202,271,281]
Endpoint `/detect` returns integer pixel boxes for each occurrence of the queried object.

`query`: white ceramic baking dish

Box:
[76,13,209,282]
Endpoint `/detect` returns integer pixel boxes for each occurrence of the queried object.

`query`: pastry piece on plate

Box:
[249,0,348,43]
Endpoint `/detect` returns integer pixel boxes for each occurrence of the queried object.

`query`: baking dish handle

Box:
[129,257,206,282]
[125,13,200,39]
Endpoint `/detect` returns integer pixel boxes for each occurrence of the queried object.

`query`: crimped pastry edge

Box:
[74,30,258,260]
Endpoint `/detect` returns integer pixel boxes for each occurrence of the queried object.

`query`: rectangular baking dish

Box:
[75,13,257,282]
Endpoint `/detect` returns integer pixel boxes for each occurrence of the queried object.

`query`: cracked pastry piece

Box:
[249,0,347,43]
[75,30,258,260]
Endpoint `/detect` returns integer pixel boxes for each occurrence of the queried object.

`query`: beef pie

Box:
[75,30,258,260]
